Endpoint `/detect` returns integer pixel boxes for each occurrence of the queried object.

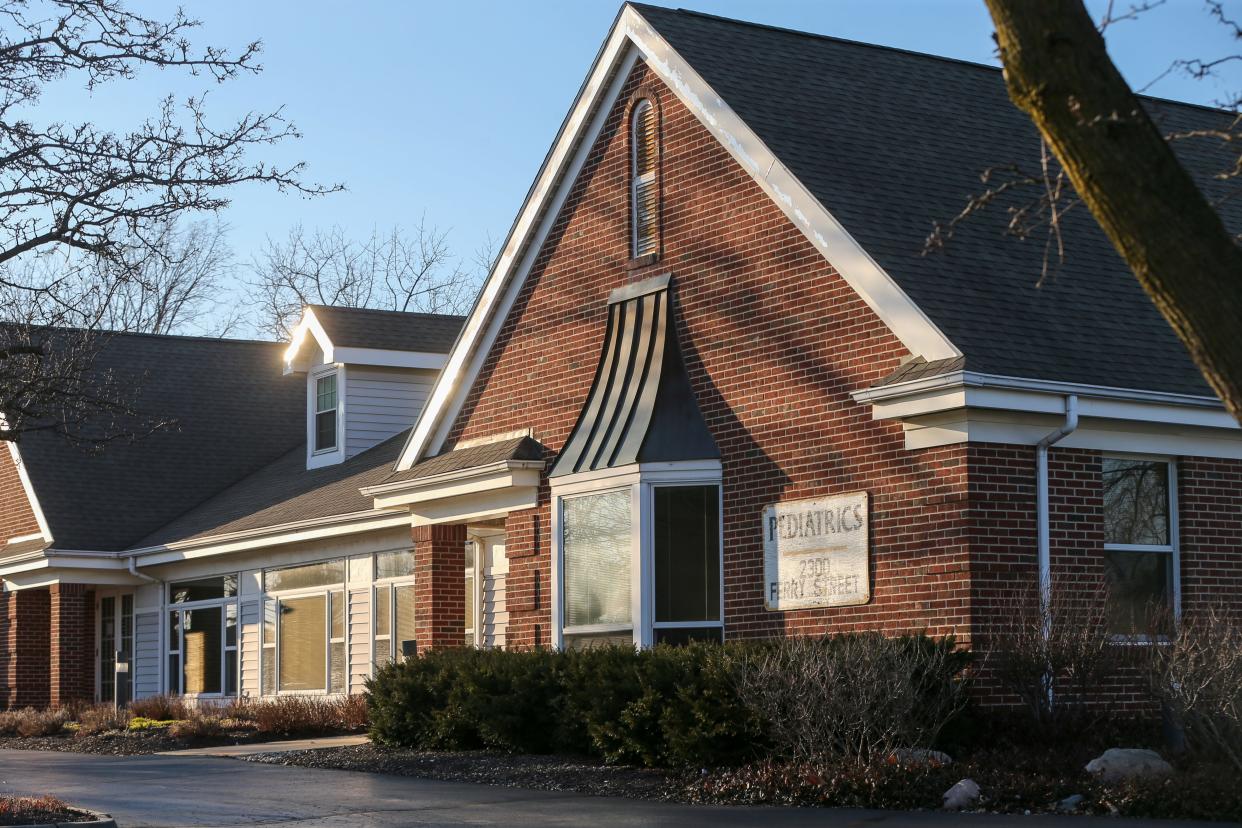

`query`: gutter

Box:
[1035,394,1079,706]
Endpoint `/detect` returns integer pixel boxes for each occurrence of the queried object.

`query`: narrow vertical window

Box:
[630,99,659,260]
[314,373,338,452]
[1102,457,1177,636]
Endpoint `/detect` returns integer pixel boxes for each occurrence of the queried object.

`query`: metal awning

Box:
[550,274,718,477]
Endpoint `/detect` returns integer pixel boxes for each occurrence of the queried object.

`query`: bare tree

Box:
[250,221,481,339]
[0,0,336,445]
[943,0,1242,421]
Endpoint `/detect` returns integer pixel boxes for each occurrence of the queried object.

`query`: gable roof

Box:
[380,435,545,485]
[397,3,1234,469]
[307,305,465,354]
[18,333,304,552]
[137,430,408,549]
[633,5,1234,398]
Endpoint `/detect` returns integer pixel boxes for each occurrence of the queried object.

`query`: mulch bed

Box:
[242,743,681,801]
[0,795,90,825]
[0,728,276,756]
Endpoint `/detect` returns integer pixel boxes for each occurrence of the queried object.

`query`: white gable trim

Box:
[284,307,447,374]
[5,440,52,546]
[395,4,959,470]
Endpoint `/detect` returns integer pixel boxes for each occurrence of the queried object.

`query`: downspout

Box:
[127,556,159,584]
[1035,394,1078,706]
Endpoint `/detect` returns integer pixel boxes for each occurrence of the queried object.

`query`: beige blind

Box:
[563,490,632,629]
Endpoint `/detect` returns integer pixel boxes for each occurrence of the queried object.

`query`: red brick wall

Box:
[442,63,973,647]
[49,583,94,708]
[1,589,50,709]
[412,523,466,651]
[0,448,40,543]
[1179,457,1242,611]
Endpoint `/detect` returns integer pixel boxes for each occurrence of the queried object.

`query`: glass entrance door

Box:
[98,594,133,705]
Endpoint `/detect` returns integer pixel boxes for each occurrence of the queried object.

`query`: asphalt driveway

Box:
[0,749,1230,828]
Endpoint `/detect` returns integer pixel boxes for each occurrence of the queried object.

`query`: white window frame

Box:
[1102,454,1180,638]
[261,559,348,696]
[372,551,416,668]
[164,576,240,699]
[550,460,724,650]
[464,539,481,647]
[307,365,346,469]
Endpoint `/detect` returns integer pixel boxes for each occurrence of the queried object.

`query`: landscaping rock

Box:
[1058,794,1085,813]
[1085,748,1174,784]
[888,748,952,768]
[942,778,980,810]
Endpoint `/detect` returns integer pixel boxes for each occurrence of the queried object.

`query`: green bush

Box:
[367,634,963,769]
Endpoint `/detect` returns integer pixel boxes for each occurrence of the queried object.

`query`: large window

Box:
[1102,457,1178,636]
[653,485,722,644]
[374,549,417,665]
[166,576,237,697]
[562,489,633,647]
[314,372,338,452]
[262,559,347,694]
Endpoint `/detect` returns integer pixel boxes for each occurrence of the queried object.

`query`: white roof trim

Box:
[395,4,959,470]
[5,439,52,546]
[283,307,447,373]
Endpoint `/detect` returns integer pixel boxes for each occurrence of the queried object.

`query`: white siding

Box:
[344,367,436,458]
[133,611,161,699]
[240,599,261,698]
[348,588,371,694]
[481,542,508,649]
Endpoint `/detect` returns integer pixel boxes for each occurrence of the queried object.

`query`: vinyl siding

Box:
[348,588,371,694]
[133,611,161,699]
[240,599,261,698]
[344,367,436,458]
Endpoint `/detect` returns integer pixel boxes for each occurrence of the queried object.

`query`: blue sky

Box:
[41,1,1240,336]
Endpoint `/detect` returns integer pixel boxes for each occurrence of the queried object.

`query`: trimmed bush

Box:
[367,634,965,769]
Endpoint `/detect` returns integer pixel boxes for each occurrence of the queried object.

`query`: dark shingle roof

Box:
[18,333,304,551]
[308,305,465,353]
[138,431,410,548]
[381,436,545,485]
[874,356,967,387]
[635,5,1237,397]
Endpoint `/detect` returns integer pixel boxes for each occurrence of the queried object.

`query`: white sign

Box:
[762,492,870,610]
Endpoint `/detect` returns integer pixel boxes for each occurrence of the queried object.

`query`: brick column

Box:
[412,523,466,651]
[7,589,50,709]
[49,583,94,708]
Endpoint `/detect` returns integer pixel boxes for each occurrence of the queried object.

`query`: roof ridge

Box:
[630,3,1238,116]
[308,303,467,322]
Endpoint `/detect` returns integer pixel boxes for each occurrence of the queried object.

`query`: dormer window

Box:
[630,98,659,261]
[314,373,338,453]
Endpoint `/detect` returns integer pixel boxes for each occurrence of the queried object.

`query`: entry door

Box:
[98,594,133,704]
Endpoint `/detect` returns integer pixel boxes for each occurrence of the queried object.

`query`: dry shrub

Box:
[168,712,225,740]
[0,794,76,823]
[251,696,367,736]
[980,577,1128,733]
[75,704,132,736]
[737,633,968,763]
[1150,605,1242,772]
[127,695,188,721]
[12,708,68,738]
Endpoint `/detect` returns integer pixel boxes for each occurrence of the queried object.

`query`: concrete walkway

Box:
[0,749,1229,828]
[159,734,369,757]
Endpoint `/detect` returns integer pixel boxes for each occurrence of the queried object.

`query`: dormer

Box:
[283,305,465,469]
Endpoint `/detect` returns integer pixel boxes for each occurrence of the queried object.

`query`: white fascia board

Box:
[5,441,52,544]
[283,307,334,373]
[409,487,541,527]
[330,347,447,370]
[127,510,413,567]
[623,7,958,363]
[396,6,960,471]
[366,463,544,511]
[395,23,641,471]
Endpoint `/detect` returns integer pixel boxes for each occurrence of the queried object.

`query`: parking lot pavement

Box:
[0,749,1228,828]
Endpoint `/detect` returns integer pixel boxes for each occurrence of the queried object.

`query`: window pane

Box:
[464,541,476,569]
[330,642,346,693]
[654,486,721,623]
[394,585,417,660]
[225,603,237,648]
[183,606,222,694]
[563,490,632,629]
[563,631,633,650]
[168,653,181,694]
[374,585,391,636]
[263,599,276,645]
[264,559,345,592]
[168,610,181,650]
[225,651,238,696]
[100,597,116,703]
[170,576,235,603]
[374,638,390,666]
[261,646,274,696]
[1103,458,1170,545]
[315,409,337,451]
[278,595,327,692]
[375,549,415,580]
[1104,551,1170,635]
[330,590,345,640]
[316,374,337,412]
[464,573,475,636]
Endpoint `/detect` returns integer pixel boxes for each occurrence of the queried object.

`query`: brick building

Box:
[0,4,1238,707]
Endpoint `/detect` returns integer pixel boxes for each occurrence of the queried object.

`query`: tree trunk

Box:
[985,0,1242,423]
